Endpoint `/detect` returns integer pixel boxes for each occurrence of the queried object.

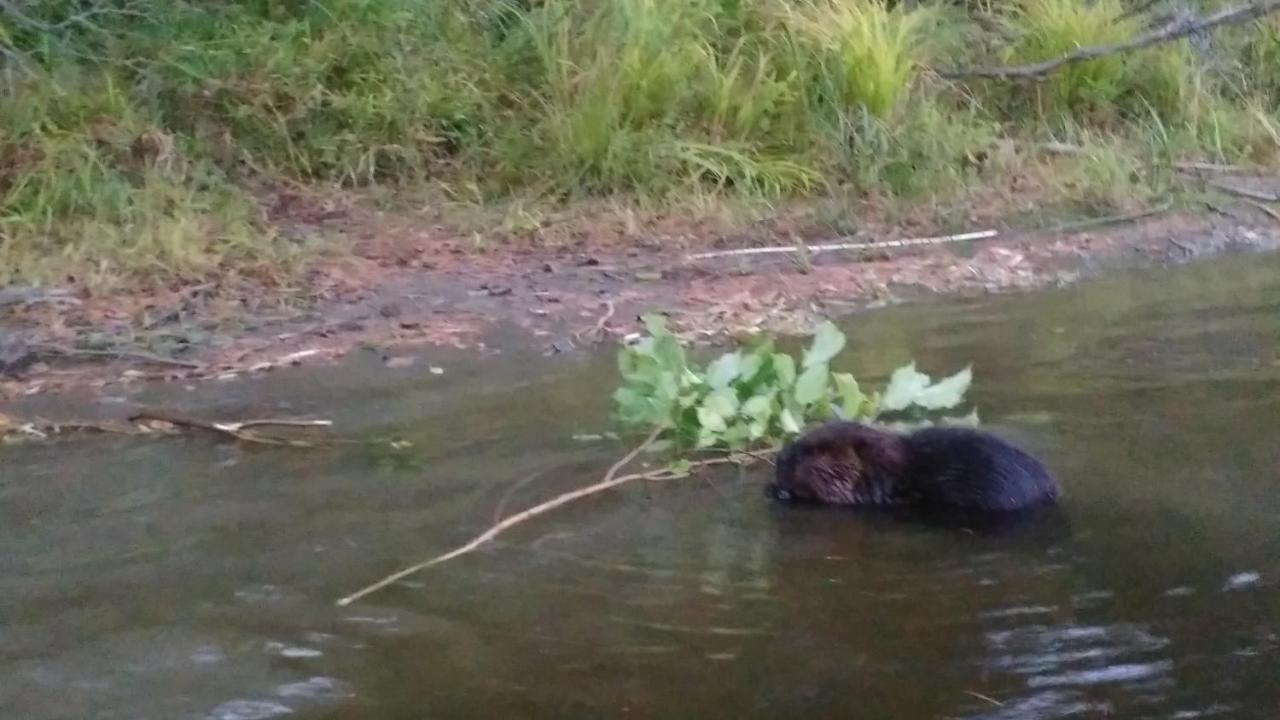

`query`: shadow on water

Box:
[4,253,1280,718]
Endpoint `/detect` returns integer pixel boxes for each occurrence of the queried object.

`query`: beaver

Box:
[766,421,1061,517]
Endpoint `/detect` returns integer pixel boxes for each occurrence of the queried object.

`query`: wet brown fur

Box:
[769,421,1061,514]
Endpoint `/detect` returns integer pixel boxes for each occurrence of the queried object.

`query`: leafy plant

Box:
[612,314,975,453]
[791,0,940,119]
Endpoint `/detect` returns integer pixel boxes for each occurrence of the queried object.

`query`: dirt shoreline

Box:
[2,210,1279,403]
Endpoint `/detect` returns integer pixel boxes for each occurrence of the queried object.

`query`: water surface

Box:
[4,253,1280,719]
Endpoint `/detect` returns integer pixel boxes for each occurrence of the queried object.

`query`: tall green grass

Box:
[1,0,1279,287]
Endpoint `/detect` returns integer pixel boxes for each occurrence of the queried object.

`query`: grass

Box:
[1,0,1278,289]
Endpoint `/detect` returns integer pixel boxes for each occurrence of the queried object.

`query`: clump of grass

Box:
[496,0,820,197]
[828,93,999,196]
[999,0,1138,117]
[0,70,270,288]
[790,0,941,119]
[2,0,1279,291]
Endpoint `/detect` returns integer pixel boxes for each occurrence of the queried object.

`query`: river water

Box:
[3,252,1280,719]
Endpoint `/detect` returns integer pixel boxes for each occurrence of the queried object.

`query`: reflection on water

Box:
[4,253,1280,718]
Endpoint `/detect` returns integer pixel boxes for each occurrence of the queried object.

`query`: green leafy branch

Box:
[613,314,975,454]
[338,317,977,605]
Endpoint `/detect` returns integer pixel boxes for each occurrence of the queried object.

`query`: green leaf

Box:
[642,313,669,337]
[696,406,728,433]
[654,334,687,374]
[706,352,741,389]
[741,394,773,422]
[696,426,722,448]
[738,351,765,385]
[793,362,830,405]
[702,389,739,419]
[880,362,932,412]
[912,365,973,410]
[779,407,801,434]
[773,353,797,387]
[655,371,680,404]
[722,422,752,449]
[612,386,651,422]
[831,372,869,419]
[802,321,847,368]
[618,348,660,385]
[677,391,703,409]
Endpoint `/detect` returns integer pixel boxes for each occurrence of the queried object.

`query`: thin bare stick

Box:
[492,470,548,524]
[940,0,1280,80]
[339,427,754,606]
[1040,202,1174,234]
[1174,160,1248,174]
[964,690,1005,707]
[1241,198,1280,224]
[1038,141,1087,156]
[337,427,664,605]
[686,230,998,262]
[574,300,617,344]
[1207,178,1280,202]
[33,344,203,369]
[226,418,333,431]
[128,409,327,447]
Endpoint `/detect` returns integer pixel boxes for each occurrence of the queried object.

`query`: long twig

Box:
[128,409,329,447]
[1241,198,1280,224]
[33,344,203,369]
[1040,202,1174,234]
[336,429,759,606]
[491,469,548,524]
[573,300,617,344]
[336,426,665,606]
[1174,161,1248,174]
[940,0,1280,80]
[685,230,998,262]
[1207,178,1280,202]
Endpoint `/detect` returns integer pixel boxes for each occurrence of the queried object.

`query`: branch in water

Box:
[939,0,1280,80]
[336,428,764,606]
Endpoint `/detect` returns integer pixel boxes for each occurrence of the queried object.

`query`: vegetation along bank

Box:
[2,0,1280,398]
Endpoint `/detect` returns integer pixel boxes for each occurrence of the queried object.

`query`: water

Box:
[4,253,1280,719]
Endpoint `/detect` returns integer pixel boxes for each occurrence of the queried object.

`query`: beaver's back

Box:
[902,426,1061,512]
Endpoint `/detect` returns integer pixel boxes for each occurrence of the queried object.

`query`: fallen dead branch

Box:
[33,344,203,369]
[1174,161,1249,174]
[573,300,617,344]
[685,229,998,262]
[1207,178,1280,203]
[0,287,78,308]
[1241,199,1280,224]
[1040,202,1174,234]
[336,427,762,606]
[940,0,1280,80]
[128,409,333,447]
[0,415,140,440]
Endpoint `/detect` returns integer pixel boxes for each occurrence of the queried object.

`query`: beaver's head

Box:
[766,422,907,506]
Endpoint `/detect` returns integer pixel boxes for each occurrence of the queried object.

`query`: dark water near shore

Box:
[4,252,1280,719]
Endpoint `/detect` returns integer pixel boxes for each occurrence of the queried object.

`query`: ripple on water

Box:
[204,699,293,720]
[974,621,1174,717]
[1221,571,1261,592]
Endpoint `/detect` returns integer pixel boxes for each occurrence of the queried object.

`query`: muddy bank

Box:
[1,210,1278,403]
